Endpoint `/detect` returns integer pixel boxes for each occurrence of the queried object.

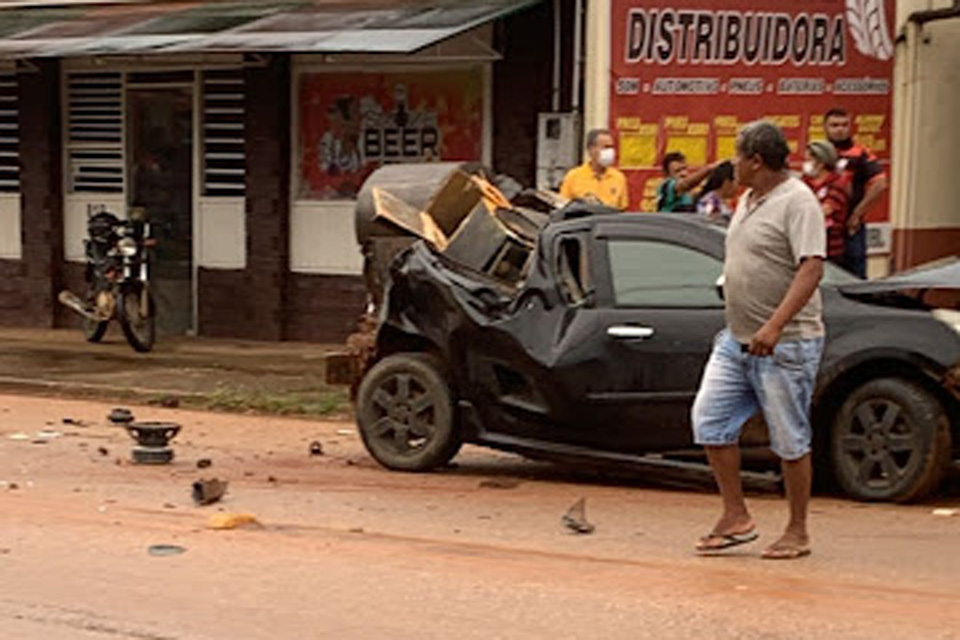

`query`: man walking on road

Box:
[823,108,888,278]
[692,121,826,560]
[559,128,629,210]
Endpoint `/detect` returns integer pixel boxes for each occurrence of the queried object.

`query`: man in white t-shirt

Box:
[691,121,826,560]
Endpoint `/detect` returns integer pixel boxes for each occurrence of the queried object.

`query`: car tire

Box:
[356,353,461,472]
[830,377,951,503]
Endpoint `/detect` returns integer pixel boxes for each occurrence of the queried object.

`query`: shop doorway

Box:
[127,85,194,335]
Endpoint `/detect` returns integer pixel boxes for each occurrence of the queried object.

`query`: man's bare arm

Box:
[676,163,717,194]
[748,257,824,356]
[848,175,887,233]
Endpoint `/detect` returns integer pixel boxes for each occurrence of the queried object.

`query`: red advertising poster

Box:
[299,69,484,200]
[610,0,894,220]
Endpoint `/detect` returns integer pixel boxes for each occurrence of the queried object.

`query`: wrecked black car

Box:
[335,164,960,503]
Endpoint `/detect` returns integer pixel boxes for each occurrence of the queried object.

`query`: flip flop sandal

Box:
[761,545,811,560]
[695,529,759,553]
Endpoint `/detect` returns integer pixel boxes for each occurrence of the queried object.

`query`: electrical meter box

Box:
[536,112,581,192]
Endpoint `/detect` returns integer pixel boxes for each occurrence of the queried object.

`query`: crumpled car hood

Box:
[838,257,960,295]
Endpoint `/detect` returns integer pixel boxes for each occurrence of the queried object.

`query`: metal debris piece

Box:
[62,417,85,426]
[8,433,29,441]
[97,447,109,456]
[932,508,958,517]
[108,408,134,425]
[196,458,212,469]
[36,430,62,440]
[478,478,521,490]
[309,441,324,456]
[148,544,186,557]
[336,429,354,436]
[192,478,228,506]
[561,498,595,535]
[125,422,181,465]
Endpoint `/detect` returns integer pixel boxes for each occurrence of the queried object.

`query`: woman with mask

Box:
[802,140,850,267]
[695,160,737,226]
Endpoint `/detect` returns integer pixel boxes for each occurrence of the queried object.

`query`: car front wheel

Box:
[356,353,461,471]
[830,377,951,503]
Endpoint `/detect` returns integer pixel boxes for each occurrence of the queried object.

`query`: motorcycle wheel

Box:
[82,286,108,343]
[119,290,155,353]
[82,316,108,343]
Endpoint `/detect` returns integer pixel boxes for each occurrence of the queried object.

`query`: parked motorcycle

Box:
[59,207,156,353]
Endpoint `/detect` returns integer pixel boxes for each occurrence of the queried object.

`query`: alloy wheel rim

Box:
[839,398,920,492]
[368,372,437,456]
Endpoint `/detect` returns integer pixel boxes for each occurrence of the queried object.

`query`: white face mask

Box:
[802,160,817,176]
[598,147,616,168]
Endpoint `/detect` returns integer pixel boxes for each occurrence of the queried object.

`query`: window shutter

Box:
[66,72,124,194]
[0,72,19,193]
[202,69,245,197]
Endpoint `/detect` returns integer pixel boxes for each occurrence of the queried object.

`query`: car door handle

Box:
[607,325,655,340]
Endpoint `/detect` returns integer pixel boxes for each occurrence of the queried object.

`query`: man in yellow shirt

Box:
[559,129,629,210]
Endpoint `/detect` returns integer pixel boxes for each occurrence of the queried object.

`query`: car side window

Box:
[556,236,591,305]
[607,239,723,307]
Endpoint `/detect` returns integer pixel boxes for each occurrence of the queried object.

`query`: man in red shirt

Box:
[823,108,888,278]
[802,140,850,266]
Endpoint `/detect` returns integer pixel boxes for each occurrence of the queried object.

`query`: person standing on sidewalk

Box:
[559,129,629,210]
[692,121,826,560]
[823,108,888,278]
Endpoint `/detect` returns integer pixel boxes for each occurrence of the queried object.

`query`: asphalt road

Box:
[1,394,958,640]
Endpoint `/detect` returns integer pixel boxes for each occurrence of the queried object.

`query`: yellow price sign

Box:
[666,136,707,166]
[620,132,658,169]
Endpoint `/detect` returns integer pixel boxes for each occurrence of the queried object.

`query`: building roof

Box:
[0,0,538,57]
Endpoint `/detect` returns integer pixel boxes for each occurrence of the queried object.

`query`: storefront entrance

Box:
[127,85,194,335]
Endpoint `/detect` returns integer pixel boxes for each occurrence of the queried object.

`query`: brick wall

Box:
[0,260,24,326]
[285,273,367,343]
[17,59,63,328]
[241,54,291,341]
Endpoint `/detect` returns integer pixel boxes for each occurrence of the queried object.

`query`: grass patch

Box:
[188,387,352,418]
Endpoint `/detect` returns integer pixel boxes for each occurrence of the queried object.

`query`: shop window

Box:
[202,68,245,198]
[65,72,124,194]
[0,72,19,193]
[296,67,484,201]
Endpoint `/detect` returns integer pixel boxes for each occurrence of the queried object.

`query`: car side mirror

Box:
[715,274,725,301]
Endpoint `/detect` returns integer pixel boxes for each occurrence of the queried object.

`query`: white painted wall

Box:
[289,200,362,274]
[197,197,245,269]
[0,193,20,259]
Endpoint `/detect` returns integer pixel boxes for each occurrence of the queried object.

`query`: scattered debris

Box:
[36,429,62,440]
[349,527,365,534]
[207,513,261,530]
[125,422,181,465]
[336,429,354,437]
[108,408,134,425]
[7,432,29,441]
[62,417,85,427]
[267,475,278,483]
[309,441,324,456]
[561,498,595,535]
[243,471,254,477]
[148,544,186,557]
[163,503,176,509]
[932,508,958,517]
[192,478,228,506]
[196,458,212,469]
[2,481,18,491]
[30,439,49,445]
[479,478,522,490]
[97,447,109,456]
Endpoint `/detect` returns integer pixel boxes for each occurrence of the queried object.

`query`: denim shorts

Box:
[691,328,824,460]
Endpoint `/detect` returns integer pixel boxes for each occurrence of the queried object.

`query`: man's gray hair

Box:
[736,121,791,171]
[586,128,611,149]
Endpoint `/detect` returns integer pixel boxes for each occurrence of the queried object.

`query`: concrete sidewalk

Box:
[0,327,351,417]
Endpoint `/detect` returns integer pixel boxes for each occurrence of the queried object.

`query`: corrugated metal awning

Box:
[0,1,538,58]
